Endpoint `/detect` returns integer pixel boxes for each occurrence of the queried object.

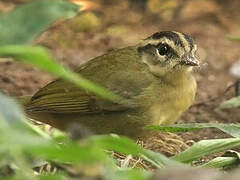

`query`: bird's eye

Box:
[157,44,170,56]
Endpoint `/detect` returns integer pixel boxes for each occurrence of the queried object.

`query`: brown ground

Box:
[1,0,240,154]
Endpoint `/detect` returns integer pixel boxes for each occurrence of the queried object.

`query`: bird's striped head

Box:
[137,31,198,77]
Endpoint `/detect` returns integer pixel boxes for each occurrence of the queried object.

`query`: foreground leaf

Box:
[112,169,152,180]
[0,93,50,145]
[0,45,120,102]
[228,37,240,42]
[0,92,26,129]
[93,135,144,155]
[0,0,79,45]
[28,143,107,164]
[145,123,240,138]
[92,135,180,168]
[0,93,50,179]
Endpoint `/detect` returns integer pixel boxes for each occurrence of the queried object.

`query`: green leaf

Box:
[199,150,240,169]
[0,0,79,45]
[92,135,144,155]
[0,177,20,180]
[199,157,237,169]
[28,143,107,164]
[38,174,66,180]
[228,37,240,42]
[0,45,121,102]
[0,95,107,165]
[0,93,51,179]
[142,149,183,168]
[145,123,240,138]
[219,96,240,109]
[92,135,180,168]
[0,92,54,143]
[172,138,240,163]
[0,93,56,162]
[112,169,152,180]
[0,92,26,129]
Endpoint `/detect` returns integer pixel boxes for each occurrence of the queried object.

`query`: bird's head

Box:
[137,31,199,77]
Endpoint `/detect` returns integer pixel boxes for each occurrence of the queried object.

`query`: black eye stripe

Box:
[137,43,180,58]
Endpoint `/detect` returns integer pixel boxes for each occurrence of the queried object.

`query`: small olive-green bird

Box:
[23,31,199,138]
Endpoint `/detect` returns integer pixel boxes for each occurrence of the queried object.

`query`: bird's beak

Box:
[180,54,199,66]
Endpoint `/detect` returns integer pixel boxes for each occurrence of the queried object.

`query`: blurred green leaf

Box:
[172,138,240,163]
[28,143,108,164]
[0,45,121,102]
[0,177,20,180]
[219,97,240,109]
[0,92,55,149]
[0,0,79,45]
[228,37,240,42]
[38,174,66,180]
[0,92,26,129]
[145,123,240,138]
[93,135,144,155]
[0,93,51,151]
[142,149,183,168]
[0,93,47,179]
[0,93,176,178]
[0,94,108,167]
[112,169,152,180]
[92,135,180,168]
[199,150,240,169]
[199,157,238,169]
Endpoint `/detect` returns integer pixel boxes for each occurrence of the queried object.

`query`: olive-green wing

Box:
[26,79,136,114]
[26,47,151,114]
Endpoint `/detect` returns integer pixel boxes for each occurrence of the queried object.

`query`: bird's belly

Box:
[150,101,188,125]
[27,110,147,138]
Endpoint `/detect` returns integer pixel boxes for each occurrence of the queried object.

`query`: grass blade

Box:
[198,157,237,169]
[145,123,240,138]
[219,97,240,109]
[142,149,183,168]
[172,138,240,163]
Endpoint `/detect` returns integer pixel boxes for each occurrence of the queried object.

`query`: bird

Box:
[23,31,199,138]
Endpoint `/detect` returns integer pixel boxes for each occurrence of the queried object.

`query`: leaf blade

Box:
[172,138,240,163]
[145,123,240,138]
[0,45,121,102]
[0,0,79,45]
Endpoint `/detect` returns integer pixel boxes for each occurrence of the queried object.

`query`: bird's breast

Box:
[145,73,197,125]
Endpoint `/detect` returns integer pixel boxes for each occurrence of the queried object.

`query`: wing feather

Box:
[26,82,133,114]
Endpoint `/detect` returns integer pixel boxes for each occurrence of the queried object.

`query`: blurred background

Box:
[1,0,240,141]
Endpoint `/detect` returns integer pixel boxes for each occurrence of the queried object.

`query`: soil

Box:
[1,0,240,155]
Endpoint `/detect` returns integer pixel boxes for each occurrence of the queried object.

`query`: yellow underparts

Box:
[147,67,196,125]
